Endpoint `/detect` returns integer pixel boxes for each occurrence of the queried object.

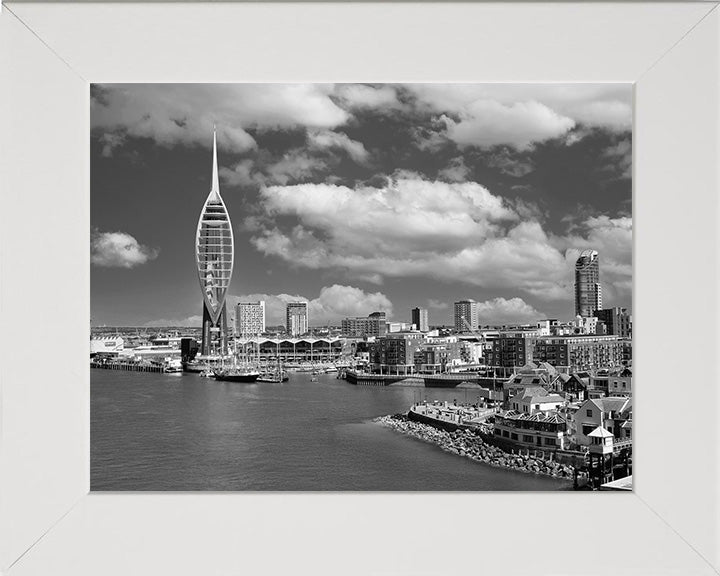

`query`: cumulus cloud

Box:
[248,176,632,305]
[230,285,393,326]
[308,130,369,164]
[335,84,403,110]
[406,84,632,131]
[601,138,632,179]
[476,297,545,325]
[438,157,470,182]
[443,100,575,150]
[91,230,159,268]
[91,84,350,153]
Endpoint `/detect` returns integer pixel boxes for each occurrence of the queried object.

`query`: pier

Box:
[91,360,166,373]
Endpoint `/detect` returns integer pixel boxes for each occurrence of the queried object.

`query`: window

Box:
[503,430,509,438]
[582,424,595,436]
[511,433,518,440]
[523,435,534,443]
[586,409,593,417]
[545,438,556,446]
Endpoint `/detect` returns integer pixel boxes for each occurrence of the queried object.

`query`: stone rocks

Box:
[373,414,574,479]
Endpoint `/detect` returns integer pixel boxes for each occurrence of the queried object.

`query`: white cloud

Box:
[91,230,159,268]
[264,151,327,186]
[407,84,632,131]
[230,285,393,326]
[335,84,403,110]
[438,157,470,182]
[249,177,632,305]
[427,299,449,310]
[308,130,369,164]
[92,84,350,153]
[443,100,575,150]
[602,138,632,179]
[476,297,545,325]
[99,132,126,157]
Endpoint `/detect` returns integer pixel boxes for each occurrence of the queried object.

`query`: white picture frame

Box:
[1,2,719,574]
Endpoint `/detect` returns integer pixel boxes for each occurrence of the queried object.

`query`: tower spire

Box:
[210,125,220,200]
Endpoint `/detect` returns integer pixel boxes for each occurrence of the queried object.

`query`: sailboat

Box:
[212,333,260,383]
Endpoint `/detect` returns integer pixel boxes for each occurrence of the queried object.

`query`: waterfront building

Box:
[286,302,308,336]
[341,312,388,337]
[573,397,632,446]
[236,301,266,336]
[413,341,464,373]
[533,334,623,372]
[486,330,542,368]
[411,307,429,332]
[368,332,426,375]
[594,307,632,338]
[90,336,124,356]
[508,390,565,415]
[493,410,569,450]
[195,129,233,356]
[235,336,345,364]
[575,249,602,318]
[454,300,479,332]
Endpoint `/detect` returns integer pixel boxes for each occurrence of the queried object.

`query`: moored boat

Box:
[213,367,260,383]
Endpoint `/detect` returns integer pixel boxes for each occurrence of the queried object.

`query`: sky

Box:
[90,83,632,328]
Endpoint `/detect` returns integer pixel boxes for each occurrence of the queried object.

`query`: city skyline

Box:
[91,84,632,328]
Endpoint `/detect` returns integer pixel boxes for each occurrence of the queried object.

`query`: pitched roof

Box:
[588,426,614,438]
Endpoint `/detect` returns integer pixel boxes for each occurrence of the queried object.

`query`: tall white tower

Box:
[195,128,234,355]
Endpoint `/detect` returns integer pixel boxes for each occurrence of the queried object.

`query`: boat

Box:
[213,367,260,383]
[163,358,184,373]
[257,372,289,383]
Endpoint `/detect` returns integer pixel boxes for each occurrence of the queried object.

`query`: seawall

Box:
[375,414,575,480]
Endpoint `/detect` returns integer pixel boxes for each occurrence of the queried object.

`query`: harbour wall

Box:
[377,413,576,480]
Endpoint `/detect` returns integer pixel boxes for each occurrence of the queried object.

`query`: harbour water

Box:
[91,371,571,491]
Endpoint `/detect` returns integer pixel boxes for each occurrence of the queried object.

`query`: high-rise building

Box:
[454,300,479,332]
[575,249,602,318]
[236,301,266,336]
[286,302,308,336]
[195,129,233,356]
[411,307,429,332]
[594,307,632,338]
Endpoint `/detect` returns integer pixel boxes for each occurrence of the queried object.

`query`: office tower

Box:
[454,299,479,332]
[286,302,309,336]
[411,307,429,332]
[236,301,266,336]
[575,249,602,318]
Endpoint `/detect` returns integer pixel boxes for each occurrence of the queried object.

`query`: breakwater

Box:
[375,413,576,480]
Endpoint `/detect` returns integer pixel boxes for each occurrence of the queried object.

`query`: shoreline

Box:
[375,413,575,481]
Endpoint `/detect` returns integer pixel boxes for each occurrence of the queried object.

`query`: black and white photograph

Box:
[90,83,632,491]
